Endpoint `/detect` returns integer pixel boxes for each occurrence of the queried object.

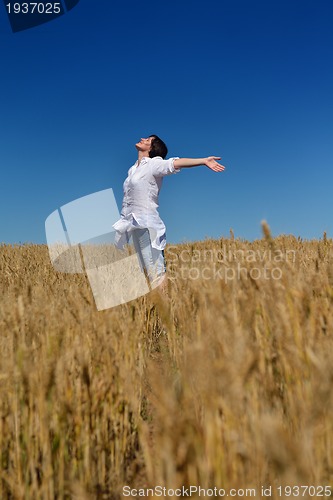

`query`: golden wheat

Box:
[0,227,333,499]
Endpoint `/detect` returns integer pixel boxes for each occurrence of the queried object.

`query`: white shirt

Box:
[112,156,181,251]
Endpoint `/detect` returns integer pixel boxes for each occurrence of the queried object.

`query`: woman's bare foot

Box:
[151,272,169,298]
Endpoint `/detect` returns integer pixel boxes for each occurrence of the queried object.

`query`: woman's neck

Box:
[137,150,149,165]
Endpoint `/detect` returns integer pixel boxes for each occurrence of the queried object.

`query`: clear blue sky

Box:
[1,0,332,244]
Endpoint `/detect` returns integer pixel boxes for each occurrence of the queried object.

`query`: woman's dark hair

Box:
[148,134,168,159]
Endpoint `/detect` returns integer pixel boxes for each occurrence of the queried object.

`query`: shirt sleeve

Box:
[150,157,181,177]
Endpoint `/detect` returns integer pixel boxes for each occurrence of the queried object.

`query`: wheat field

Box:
[1,223,333,499]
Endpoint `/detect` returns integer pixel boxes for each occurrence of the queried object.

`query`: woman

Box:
[112,135,225,292]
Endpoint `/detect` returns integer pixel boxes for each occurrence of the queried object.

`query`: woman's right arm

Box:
[173,156,225,172]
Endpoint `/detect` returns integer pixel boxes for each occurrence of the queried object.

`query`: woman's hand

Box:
[173,157,226,170]
[204,156,226,172]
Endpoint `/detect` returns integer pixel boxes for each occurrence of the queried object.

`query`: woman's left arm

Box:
[173,156,225,172]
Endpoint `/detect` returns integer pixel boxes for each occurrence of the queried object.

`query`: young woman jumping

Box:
[112,135,225,293]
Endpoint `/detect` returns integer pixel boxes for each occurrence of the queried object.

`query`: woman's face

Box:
[135,137,154,154]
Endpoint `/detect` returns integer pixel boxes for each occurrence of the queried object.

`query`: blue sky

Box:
[0,0,332,245]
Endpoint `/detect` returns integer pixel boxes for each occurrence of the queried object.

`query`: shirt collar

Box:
[135,156,163,167]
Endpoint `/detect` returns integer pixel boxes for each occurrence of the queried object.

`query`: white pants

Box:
[131,228,166,284]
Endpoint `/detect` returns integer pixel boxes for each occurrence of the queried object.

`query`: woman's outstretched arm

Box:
[173,156,225,172]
